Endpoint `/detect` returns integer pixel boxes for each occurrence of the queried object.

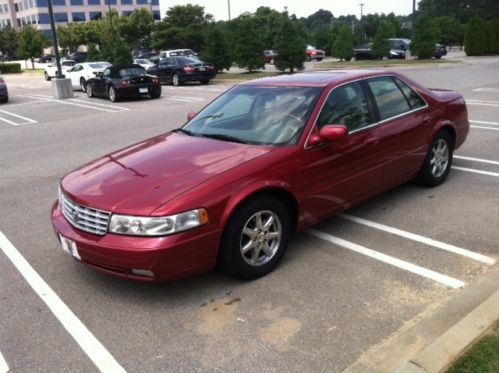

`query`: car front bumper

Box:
[51,201,220,281]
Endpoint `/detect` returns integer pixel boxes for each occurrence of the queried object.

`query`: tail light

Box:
[0,78,4,85]
[152,78,160,84]
[311,51,317,55]
[184,66,195,73]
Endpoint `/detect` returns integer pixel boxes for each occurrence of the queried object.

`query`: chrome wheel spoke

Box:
[262,243,273,257]
[241,240,254,254]
[263,215,274,230]
[266,231,280,240]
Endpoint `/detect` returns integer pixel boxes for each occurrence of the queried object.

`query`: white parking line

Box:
[68,98,129,111]
[471,125,499,131]
[454,155,499,166]
[0,351,9,373]
[472,88,499,93]
[161,95,206,102]
[452,166,499,178]
[338,214,496,265]
[21,95,125,113]
[0,109,38,126]
[306,229,465,288]
[0,231,125,372]
[467,99,499,107]
[470,120,499,126]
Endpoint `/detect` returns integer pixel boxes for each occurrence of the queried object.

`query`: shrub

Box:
[465,17,488,56]
[0,63,22,73]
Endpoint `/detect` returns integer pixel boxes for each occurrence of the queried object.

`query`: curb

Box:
[344,265,499,373]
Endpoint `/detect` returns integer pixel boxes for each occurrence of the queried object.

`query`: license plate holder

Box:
[139,87,148,93]
[59,234,81,260]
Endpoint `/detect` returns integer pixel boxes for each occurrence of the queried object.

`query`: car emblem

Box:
[71,209,79,222]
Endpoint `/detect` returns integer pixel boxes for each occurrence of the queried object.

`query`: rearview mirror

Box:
[187,111,197,121]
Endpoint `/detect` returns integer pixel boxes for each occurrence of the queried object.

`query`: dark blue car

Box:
[147,57,216,86]
[0,77,8,103]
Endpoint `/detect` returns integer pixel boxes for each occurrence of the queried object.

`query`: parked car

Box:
[36,54,54,63]
[388,38,411,59]
[147,57,216,86]
[137,51,160,62]
[44,59,76,80]
[264,50,278,64]
[434,44,447,58]
[306,45,325,61]
[159,49,198,59]
[353,43,374,60]
[0,76,8,103]
[86,64,161,102]
[65,62,112,91]
[133,58,155,70]
[51,70,469,282]
[62,52,87,63]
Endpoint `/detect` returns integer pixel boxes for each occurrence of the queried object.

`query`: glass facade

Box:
[87,0,100,4]
[39,13,50,24]
[121,0,132,4]
[36,0,48,6]
[53,0,66,5]
[70,0,84,5]
[137,0,148,4]
[54,12,68,22]
[89,11,102,20]
[72,12,85,21]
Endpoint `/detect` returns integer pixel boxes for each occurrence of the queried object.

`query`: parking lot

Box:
[0,58,498,372]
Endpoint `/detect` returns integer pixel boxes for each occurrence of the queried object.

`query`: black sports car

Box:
[147,57,216,86]
[86,64,162,102]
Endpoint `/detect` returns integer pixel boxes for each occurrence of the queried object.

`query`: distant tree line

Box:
[0,0,498,71]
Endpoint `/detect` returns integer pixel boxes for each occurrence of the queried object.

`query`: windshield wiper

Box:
[173,128,194,136]
[200,133,247,144]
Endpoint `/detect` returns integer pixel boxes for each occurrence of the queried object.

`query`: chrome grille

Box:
[61,193,111,236]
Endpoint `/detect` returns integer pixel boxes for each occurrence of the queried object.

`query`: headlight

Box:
[109,208,209,236]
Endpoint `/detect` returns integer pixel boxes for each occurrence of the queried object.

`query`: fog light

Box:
[131,269,154,278]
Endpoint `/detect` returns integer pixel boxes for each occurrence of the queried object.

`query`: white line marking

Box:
[0,351,9,373]
[0,231,125,372]
[467,102,499,107]
[452,166,499,178]
[467,99,499,104]
[68,98,129,111]
[470,120,499,126]
[454,155,499,166]
[338,214,496,265]
[472,88,499,92]
[306,229,465,288]
[471,125,499,131]
[163,95,205,102]
[0,109,37,124]
[21,95,122,113]
[0,116,20,126]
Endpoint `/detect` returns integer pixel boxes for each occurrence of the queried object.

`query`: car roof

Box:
[242,70,394,87]
[107,64,144,71]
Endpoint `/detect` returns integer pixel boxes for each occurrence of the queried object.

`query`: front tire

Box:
[417,130,454,186]
[86,83,94,98]
[172,73,181,86]
[80,78,87,92]
[219,195,291,280]
[200,79,209,85]
[45,72,51,81]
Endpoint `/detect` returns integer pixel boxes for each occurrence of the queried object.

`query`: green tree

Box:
[116,8,154,53]
[232,14,265,72]
[312,25,333,55]
[434,16,465,47]
[17,26,49,69]
[419,0,499,23]
[464,16,488,56]
[412,13,439,59]
[0,26,19,59]
[254,7,282,49]
[363,14,380,39]
[372,20,394,59]
[274,14,307,72]
[486,19,499,54]
[202,23,232,71]
[86,43,101,61]
[332,26,354,61]
[57,22,86,53]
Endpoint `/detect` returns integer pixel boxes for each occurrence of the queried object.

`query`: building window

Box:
[72,12,85,21]
[87,0,100,4]
[39,13,50,24]
[121,0,132,4]
[53,0,66,5]
[89,11,102,20]
[137,0,148,4]
[54,12,68,22]
[70,0,83,4]
[24,0,29,9]
[151,0,159,5]
[36,0,48,7]
[153,10,160,20]
[15,3,19,12]
[122,11,132,16]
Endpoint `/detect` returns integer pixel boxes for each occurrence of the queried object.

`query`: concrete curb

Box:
[398,290,499,373]
[344,265,499,373]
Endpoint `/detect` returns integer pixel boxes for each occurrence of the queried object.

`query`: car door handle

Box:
[365,137,379,145]
[423,116,433,124]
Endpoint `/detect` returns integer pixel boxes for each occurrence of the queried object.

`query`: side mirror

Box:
[96,72,103,78]
[308,124,348,146]
[187,111,197,121]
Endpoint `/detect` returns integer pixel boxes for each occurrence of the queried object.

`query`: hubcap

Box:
[430,139,449,178]
[109,88,115,101]
[173,75,179,85]
[240,210,282,267]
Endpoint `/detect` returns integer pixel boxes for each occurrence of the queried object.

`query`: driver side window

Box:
[317,82,372,132]
[103,69,111,77]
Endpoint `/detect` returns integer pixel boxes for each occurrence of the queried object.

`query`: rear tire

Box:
[45,72,51,81]
[200,79,209,85]
[108,86,118,102]
[218,195,291,280]
[172,73,181,86]
[80,78,87,92]
[86,83,94,98]
[417,130,454,187]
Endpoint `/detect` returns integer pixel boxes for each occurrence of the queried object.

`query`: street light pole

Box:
[227,0,231,21]
[107,0,115,62]
[359,3,364,20]
[47,0,62,78]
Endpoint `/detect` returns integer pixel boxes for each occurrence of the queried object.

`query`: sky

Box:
[158,0,417,21]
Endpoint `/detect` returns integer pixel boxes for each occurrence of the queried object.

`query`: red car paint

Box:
[51,70,469,281]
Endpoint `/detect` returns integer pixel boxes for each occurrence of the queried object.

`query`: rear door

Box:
[365,76,431,188]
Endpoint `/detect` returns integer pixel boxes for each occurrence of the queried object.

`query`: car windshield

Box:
[119,67,145,77]
[89,63,109,69]
[183,85,322,146]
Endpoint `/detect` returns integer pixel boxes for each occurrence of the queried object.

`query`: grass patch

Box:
[21,68,45,76]
[214,71,279,81]
[447,323,499,373]
[319,58,461,69]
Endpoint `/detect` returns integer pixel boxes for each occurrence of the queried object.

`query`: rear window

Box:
[89,63,109,69]
[367,77,411,120]
[119,67,145,77]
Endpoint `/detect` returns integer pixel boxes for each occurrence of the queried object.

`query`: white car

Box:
[44,60,76,81]
[158,49,199,59]
[133,58,155,70]
[65,62,112,91]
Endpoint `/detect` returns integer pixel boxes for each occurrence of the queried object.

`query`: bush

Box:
[412,13,439,59]
[332,26,354,61]
[0,63,21,73]
[465,17,488,56]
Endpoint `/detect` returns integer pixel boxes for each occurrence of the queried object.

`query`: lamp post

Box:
[359,3,364,20]
[227,0,231,21]
[107,0,115,62]
[47,0,62,78]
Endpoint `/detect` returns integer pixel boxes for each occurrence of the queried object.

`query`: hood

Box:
[61,132,274,215]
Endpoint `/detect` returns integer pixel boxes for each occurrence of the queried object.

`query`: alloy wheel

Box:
[429,139,449,178]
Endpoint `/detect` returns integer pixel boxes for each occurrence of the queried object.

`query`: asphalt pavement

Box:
[0,56,498,372]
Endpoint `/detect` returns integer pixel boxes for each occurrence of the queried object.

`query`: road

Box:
[0,57,498,372]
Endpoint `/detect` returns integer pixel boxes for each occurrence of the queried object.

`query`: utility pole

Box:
[359,3,364,20]
[107,0,115,62]
[227,0,231,21]
[47,0,62,78]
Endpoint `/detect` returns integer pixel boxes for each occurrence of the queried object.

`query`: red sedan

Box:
[51,70,469,281]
